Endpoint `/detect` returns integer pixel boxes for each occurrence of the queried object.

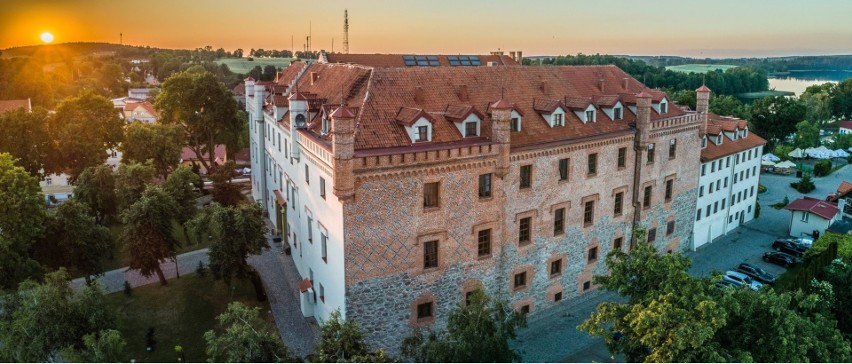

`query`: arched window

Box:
[295,113,306,128]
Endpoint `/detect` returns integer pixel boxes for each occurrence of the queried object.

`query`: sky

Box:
[2,0,852,58]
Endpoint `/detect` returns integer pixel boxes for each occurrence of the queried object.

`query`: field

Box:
[666,64,739,74]
[216,57,293,74]
[105,274,272,362]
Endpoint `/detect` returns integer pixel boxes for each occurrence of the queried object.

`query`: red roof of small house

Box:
[831,181,852,202]
[234,148,251,164]
[0,99,31,114]
[785,197,840,220]
[232,82,245,96]
[181,145,227,162]
[124,101,159,117]
[839,120,852,130]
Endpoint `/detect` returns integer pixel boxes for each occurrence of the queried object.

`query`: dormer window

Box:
[702,136,707,148]
[553,113,564,126]
[416,125,430,142]
[511,117,521,132]
[613,107,623,120]
[465,121,478,137]
[660,101,668,114]
[585,110,596,123]
[321,116,330,135]
[743,128,748,137]
[716,135,722,144]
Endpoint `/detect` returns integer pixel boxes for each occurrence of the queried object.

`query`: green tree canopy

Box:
[189,202,267,284]
[121,122,185,178]
[401,288,526,363]
[800,82,835,123]
[830,78,852,120]
[73,165,117,225]
[0,107,58,177]
[121,185,179,285]
[34,200,112,283]
[794,120,821,149]
[0,153,46,290]
[115,161,157,212]
[315,310,389,362]
[708,94,746,119]
[749,95,806,151]
[203,302,291,363]
[61,329,128,363]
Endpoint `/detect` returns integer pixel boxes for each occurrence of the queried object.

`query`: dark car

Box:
[763,251,800,267]
[771,239,808,257]
[735,263,776,284]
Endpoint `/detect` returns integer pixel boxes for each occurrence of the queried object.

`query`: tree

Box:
[62,329,128,363]
[0,269,117,362]
[122,186,178,285]
[204,302,291,363]
[97,63,127,97]
[0,153,46,290]
[830,78,852,120]
[155,67,241,173]
[50,90,124,181]
[315,310,389,362]
[709,94,746,118]
[800,82,834,123]
[0,107,57,177]
[36,200,112,284]
[794,120,820,148]
[190,202,267,284]
[261,65,277,81]
[210,160,243,206]
[401,289,526,363]
[792,173,816,193]
[73,165,118,225]
[115,161,157,212]
[121,122,185,178]
[234,48,244,58]
[749,95,807,151]
[164,166,200,243]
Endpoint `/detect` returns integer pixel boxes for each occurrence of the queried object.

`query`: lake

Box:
[768,70,852,96]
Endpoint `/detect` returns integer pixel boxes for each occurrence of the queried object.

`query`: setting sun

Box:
[40,32,54,43]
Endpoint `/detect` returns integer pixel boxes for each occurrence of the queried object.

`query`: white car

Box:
[724,271,763,291]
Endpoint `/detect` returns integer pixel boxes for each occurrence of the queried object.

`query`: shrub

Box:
[791,174,815,193]
[755,200,761,218]
[814,159,832,176]
[758,184,767,193]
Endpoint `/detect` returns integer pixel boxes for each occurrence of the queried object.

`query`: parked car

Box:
[763,251,800,267]
[771,239,808,257]
[735,263,776,284]
[795,237,814,247]
[724,271,763,291]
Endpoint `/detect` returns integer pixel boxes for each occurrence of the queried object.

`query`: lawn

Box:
[105,273,273,362]
[216,57,294,74]
[665,64,739,74]
[103,221,210,272]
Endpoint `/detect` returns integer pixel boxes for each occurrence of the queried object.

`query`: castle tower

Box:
[696,84,711,135]
[635,90,653,149]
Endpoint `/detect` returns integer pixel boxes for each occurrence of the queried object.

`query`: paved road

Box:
[70,248,209,293]
[514,165,851,362]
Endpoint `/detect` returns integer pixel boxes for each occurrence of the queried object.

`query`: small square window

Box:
[613,237,623,251]
[550,259,562,277]
[417,302,433,319]
[583,281,591,291]
[520,304,530,314]
[511,117,521,132]
[553,113,564,126]
[554,291,563,302]
[614,107,623,120]
[666,221,675,236]
[588,247,598,263]
[647,228,657,242]
[465,121,478,137]
[585,110,595,122]
[416,125,429,142]
[514,271,527,289]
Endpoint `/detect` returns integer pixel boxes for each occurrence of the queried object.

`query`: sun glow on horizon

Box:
[40,32,54,44]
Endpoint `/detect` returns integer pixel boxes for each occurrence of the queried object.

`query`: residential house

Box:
[839,120,852,135]
[785,197,840,238]
[123,101,159,123]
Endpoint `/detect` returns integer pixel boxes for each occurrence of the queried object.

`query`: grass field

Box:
[105,273,272,362]
[103,221,210,272]
[216,57,293,74]
[666,64,739,74]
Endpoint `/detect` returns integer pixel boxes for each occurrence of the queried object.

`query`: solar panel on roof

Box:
[404,60,417,66]
[402,55,415,60]
[461,60,471,66]
[449,60,461,66]
[448,56,459,61]
[417,60,429,66]
[470,56,480,62]
[415,55,427,61]
[471,60,481,66]
[427,55,438,61]
[459,56,470,61]
[429,61,440,66]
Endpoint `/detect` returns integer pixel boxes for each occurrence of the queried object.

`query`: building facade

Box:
[692,96,766,250]
[246,58,706,351]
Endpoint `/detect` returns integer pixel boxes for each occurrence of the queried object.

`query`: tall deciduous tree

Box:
[190,202,267,284]
[155,67,240,173]
[73,165,117,225]
[800,82,835,123]
[164,166,200,243]
[62,329,128,363]
[35,200,112,283]
[709,94,746,119]
[49,90,124,181]
[0,107,57,177]
[830,78,852,120]
[401,288,526,363]
[204,302,291,363]
[794,120,821,149]
[122,186,178,285]
[0,269,117,362]
[121,122,185,178]
[0,153,46,290]
[749,95,806,151]
[115,161,157,212]
[315,310,389,363]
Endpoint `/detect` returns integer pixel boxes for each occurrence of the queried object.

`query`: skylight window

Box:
[403,55,442,67]
[447,55,481,66]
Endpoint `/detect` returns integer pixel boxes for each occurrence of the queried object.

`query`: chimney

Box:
[516,51,523,63]
[622,77,629,91]
[696,84,711,135]
[540,81,548,94]
[310,72,319,85]
[509,51,516,61]
[490,99,513,178]
[414,86,424,104]
[458,85,469,102]
[598,78,605,93]
[636,91,653,148]
[331,105,356,203]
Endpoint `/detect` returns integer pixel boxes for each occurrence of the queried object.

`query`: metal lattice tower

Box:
[343,9,349,54]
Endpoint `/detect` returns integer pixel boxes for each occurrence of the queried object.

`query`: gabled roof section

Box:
[533,98,565,113]
[593,95,621,107]
[444,105,484,122]
[395,107,433,126]
[700,113,766,162]
[0,99,31,114]
[839,120,852,130]
[564,97,593,111]
[785,197,839,220]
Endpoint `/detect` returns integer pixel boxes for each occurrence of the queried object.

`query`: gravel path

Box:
[70,248,209,293]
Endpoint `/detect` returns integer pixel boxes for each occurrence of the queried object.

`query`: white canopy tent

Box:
[788,148,806,158]
[761,160,777,166]
[762,153,781,162]
[834,149,850,158]
[776,160,797,169]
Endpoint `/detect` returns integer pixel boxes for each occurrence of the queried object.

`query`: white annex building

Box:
[692,104,766,249]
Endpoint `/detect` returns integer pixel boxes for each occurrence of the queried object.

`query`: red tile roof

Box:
[234,148,251,164]
[785,197,839,220]
[839,120,852,130]
[696,84,711,93]
[232,82,245,96]
[833,181,852,202]
[320,53,519,67]
[124,101,159,117]
[700,113,766,162]
[0,99,31,114]
[181,145,227,162]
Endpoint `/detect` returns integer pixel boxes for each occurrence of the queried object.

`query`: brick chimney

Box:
[516,51,523,63]
[490,99,513,178]
[598,78,605,93]
[622,78,629,91]
[414,86,424,104]
[458,84,469,102]
[696,84,711,135]
[310,72,319,85]
[636,91,653,148]
[331,105,356,202]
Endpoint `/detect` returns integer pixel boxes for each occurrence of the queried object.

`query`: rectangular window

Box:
[321,233,328,262]
[729,215,734,223]
[614,192,624,216]
[617,147,626,168]
[423,182,440,208]
[553,113,564,126]
[478,174,492,198]
[726,156,730,167]
[465,121,478,137]
[666,221,675,236]
[669,139,677,159]
[417,302,433,319]
[554,207,565,235]
[706,205,711,217]
[665,179,673,202]
[696,209,702,221]
[519,217,531,245]
[701,164,706,176]
[554,291,563,302]
[714,201,719,213]
[710,182,714,192]
[588,247,598,263]
[711,163,715,173]
[699,186,704,197]
[588,153,598,175]
[647,228,657,242]
[585,110,595,122]
[417,126,429,142]
[558,158,569,181]
[520,165,532,189]
[511,117,521,132]
[614,237,623,251]
[320,177,326,199]
[307,216,313,242]
[716,179,721,191]
[647,144,655,164]
[514,271,527,289]
[423,240,438,269]
[305,164,310,184]
[278,133,281,152]
[643,186,652,209]
[319,283,325,303]
[477,229,491,257]
[584,200,595,226]
[750,186,755,197]
[724,177,728,188]
[550,259,562,277]
[614,107,623,120]
[802,212,810,222]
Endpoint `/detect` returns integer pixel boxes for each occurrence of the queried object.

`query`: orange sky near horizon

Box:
[2,0,852,58]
